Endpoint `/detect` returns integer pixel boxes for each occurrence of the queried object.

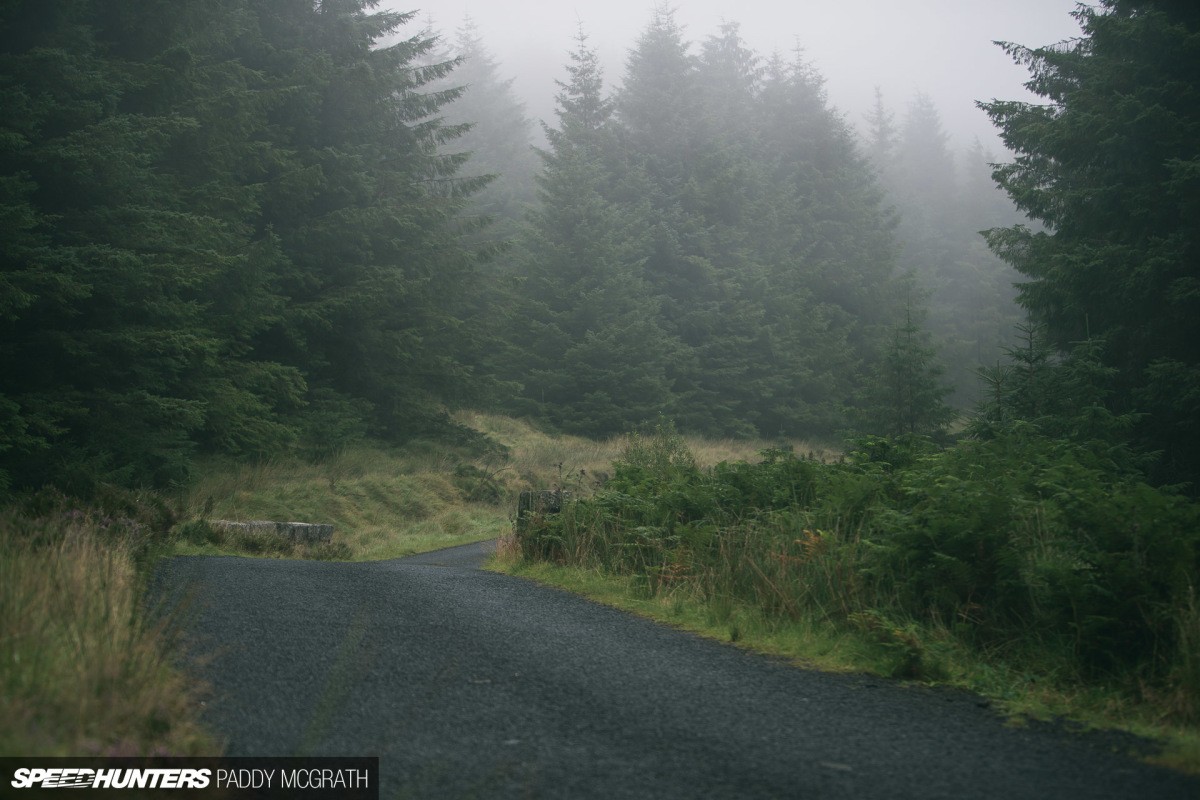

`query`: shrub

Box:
[517,423,1200,712]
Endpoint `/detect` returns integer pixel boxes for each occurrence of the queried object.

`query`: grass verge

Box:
[494,424,1200,773]
[0,506,215,756]
[177,443,509,562]
[490,544,1200,773]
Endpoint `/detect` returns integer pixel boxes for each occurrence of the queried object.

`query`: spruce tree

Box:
[608,17,905,437]
[0,0,486,490]
[980,0,1200,486]
[753,50,902,434]
[881,91,1024,407]
[0,0,280,489]
[859,303,955,438]
[506,33,679,436]
[240,1,484,443]
[616,6,711,313]
[425,17,538,245]
[864,86,898,177]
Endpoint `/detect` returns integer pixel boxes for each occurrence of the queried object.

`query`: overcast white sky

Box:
[384,0,1085,151]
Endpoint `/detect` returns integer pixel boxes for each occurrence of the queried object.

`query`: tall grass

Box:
[180,412,669,562]
[455,410,834,492]
[0,508,212,756]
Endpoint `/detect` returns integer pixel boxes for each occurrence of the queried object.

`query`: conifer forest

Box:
[3,0,1200,724]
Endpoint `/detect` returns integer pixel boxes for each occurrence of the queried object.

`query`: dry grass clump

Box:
[453,411,623,491]
[454,411,837,496]
[683,436,838,467]
[0,512,212,756]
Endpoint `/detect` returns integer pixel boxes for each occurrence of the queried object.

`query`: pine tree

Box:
[480,14,914,440]
[614,9,747,433]
[0,0,487,490]
[100,0,309,460]
[606,17,906,437]
[969,324,1141,472]
[427,17,538,244]
[885,92,1025,407]
[753,50,903,434]
[241,1,484,443]
[0,0,287,489]
[864,86,898,177]
[616,6,711,311]
[980,0,1200,486]
[506,33,679,436]
[860,303,955,438]
[897,93,958,215]
[696,21,762,140]
[618,6,699,181]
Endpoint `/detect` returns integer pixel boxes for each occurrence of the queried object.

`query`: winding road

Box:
[154,541,1200,799]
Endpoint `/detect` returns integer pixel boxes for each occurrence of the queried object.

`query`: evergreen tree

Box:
[864,86,898,177]
[955,138,1025,372]
[859,302,955,438]
[0,0,293,489]
[426,17,538,244]
[616,6,711,312]
[891,92,960,298]
[877,90,1024,407]
[980,0,1200,486]
[696,21,762,140]
[587,15,906,437]
[615,9,749,434]
[0,0,485,490]
[99,0,309,460]
[897,93,958,214]
[240,1,483,444]
[505,33,679,436]
[970,324,1143,473]
[753,50,902,434]
[618,6,699,182]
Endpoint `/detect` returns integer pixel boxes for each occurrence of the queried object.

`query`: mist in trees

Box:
[498,32,679,434]
[3,0,1197,499]
[865,88,1026,409]
[453,9,1025,442]
[417,16,539,246]
[491,11,905,439]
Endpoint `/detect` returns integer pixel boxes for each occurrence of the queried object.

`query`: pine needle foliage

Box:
[980,0,1200,489]
[0,1,485,495]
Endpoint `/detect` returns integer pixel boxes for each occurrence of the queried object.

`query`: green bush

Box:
[866,433,1200,676]
[517,423,1200,713]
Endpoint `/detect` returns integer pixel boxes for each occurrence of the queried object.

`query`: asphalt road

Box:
[154,541,1200,799]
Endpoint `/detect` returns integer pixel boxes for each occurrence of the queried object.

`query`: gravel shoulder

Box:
[152,541,1200,799]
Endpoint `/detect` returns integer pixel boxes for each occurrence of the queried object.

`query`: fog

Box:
[388,0,1083,149]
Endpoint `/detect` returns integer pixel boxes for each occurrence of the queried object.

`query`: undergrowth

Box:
[508,423,1200,767]
[0,492,214,756]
